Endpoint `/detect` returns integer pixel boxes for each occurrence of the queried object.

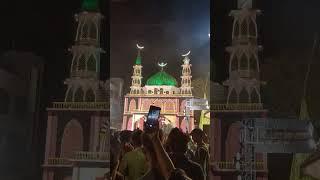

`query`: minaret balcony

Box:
[71,71,98,79]
[210,161,267,175]
[78,38,99,46]
[70,151,109,163]
[43,158,72,167]
[232,36,257,45]
[49,102,109,111]
[230,70,259,79]
[211,103,265,112]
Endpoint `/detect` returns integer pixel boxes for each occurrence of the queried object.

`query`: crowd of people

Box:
[110,127,210,180]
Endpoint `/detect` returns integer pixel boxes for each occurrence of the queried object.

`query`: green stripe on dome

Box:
[82,0,99,11]
[146,71,177,86]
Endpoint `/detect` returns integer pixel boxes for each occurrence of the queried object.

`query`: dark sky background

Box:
[111,0,210,93]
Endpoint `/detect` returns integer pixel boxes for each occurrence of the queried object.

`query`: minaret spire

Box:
[63,1,105,102]
[180,51,192,95]
[158,62,167,71]
[130,44,144,94]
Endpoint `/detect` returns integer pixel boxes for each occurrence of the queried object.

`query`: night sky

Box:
[111,0,210,93]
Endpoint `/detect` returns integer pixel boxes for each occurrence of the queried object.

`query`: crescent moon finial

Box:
[182,50,191,57]
[158,62,167,71]
[136,44,144,50]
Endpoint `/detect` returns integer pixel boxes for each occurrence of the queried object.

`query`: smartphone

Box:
[144,105,161,132]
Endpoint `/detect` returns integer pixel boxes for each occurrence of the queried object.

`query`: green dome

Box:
[146,71,178,86]
[82,0,99,11]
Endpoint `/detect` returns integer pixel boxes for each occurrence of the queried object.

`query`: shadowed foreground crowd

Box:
[110,128,210,180]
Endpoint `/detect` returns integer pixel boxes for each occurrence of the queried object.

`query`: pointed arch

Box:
[234,20,240,38]
[249,19,256,37]
[225,122,241,161]
[231,55,238,71]
[60,119,83,158]
[65,88,73,102]
[81,23,89,39]
[180,100,187,112]
[251,88,260,103]
[142,99,152,111]
[74,88,84,102]
[87,54,96,71]
[249,54,257,71]
[89,21,97,39]
[78,54,86,71]
[71,56,78,72]
[129,99,136,111]
[85,89,95,102]
[241,19,248,36]
[228,88,237,103]
[239,88,249,103]
[164,100,176,113]
[240,53,248,70]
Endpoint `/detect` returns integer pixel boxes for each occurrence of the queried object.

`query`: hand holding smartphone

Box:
[144,105,161,133]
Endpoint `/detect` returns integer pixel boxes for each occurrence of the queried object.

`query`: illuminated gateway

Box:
[122,46,194,133]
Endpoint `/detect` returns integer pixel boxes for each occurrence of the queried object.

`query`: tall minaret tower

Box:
[223,0,264,104]
[130,44,144,94]
[180,51,193,95]
[64,0,106,102]
[42,1,109,180]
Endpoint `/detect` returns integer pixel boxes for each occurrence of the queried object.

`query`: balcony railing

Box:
[50,102,108,110]
[230,70,259,79]
[45,158,72,167]
[211,103,265,112]
[212,161,266,171]
[70,71,98,78]
[71,151,109,162]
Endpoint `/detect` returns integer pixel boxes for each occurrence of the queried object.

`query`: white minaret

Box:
[223,0,265,104]
[64,3,106,102]
[130,44,144,94]
[180,51,192,95]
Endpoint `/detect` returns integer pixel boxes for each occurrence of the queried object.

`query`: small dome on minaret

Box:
[82,0,99,11]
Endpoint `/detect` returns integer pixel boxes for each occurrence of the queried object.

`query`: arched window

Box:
[85,89,95,102]
[240,54,247,70]
[249,19,256,37]
[78,55,86,71]
[87,54,96,72]
[249,55,257,71]
[81,23,89,39]
[89,22,97,39]
[251,89,260,103]
[234,20,240,38]
[228,89,237,103]
[74,88,84,102]
[71,56,77,72]
[129,99,136,111]
[164,100,175,113]
[241,20,248,37]
[0,89,9,114]
[65,88,73,102]
[60,119,83,158]
[231,55,238,71]
[225,122,241,161]
[160,88,164,94]
[239,89,249,103]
